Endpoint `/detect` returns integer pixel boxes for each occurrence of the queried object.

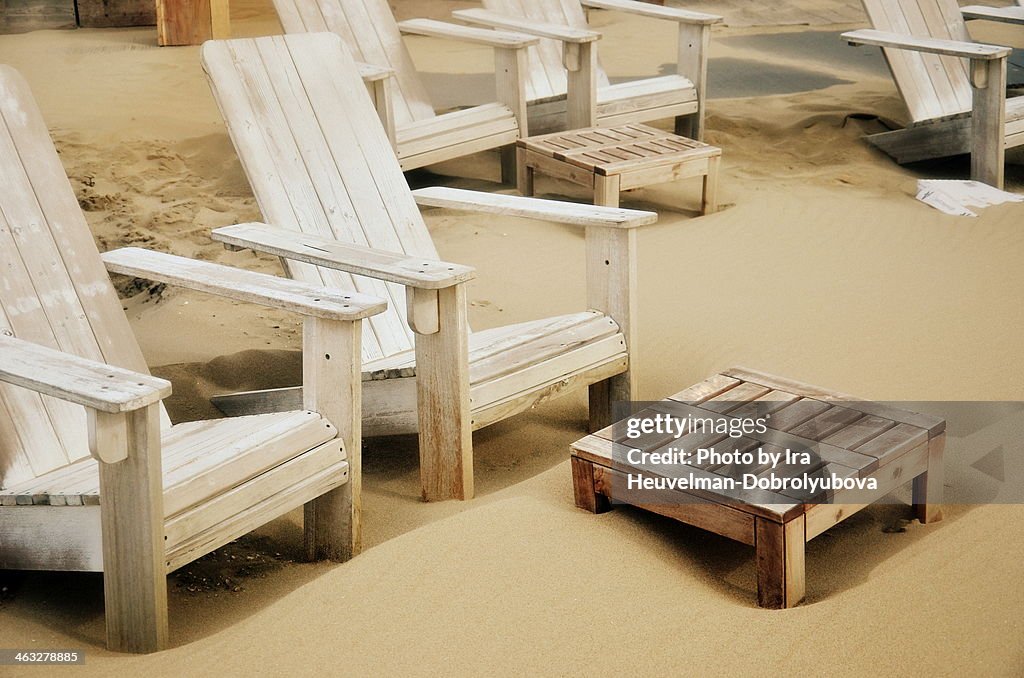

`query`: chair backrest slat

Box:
[861,0,973,122]
[482,0,610,101]
[271,0,436,126]
[202,33,442,363]
[0,67,161,488]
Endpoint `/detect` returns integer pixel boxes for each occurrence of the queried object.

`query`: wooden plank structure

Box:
[201,33,661,502]
[77,0,155,27]
[269,0,537,182]
[0,0,75,33]
[571,367,945,609]
[156,0,229,46]
[0,65,385,652]
[518,123,721,212]
[843,0,1024,188]
[0,0,155,33]
[453,0,722,137]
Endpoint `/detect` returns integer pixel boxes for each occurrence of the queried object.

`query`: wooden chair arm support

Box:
[962,5,1024,26]
[0,335,165,467]
[211,223,476,289]
[101,247,388,321]
[355,61,394,84]
[842,29,1011,60]
[398,18,539,49]
[453,9,601,44]
[0,334,170,414]
[412,186,658,229]
[580,0,723,26]
[355,63,397,149]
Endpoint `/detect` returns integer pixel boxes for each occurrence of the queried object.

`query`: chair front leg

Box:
[675,22,711,140]
[93,404,168,653]
[409,284,474,501]
[565,41,598,129]
[495,44,531,185]
[585,225,638,430]
[969,56,1008,188]
[302,316,364,561]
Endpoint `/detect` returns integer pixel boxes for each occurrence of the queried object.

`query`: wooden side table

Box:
[517,124,722,213]
[570,367,945,609]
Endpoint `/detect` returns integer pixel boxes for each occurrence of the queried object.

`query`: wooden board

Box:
[77,0,156,27]
[156,0,229,46]
[0,0,75,33]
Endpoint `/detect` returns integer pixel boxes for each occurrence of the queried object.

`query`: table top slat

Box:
[853,422,928,464]
[765,398,832,431]
[822,415,898,450]
[788,406,864,441]
[721,367,945,435]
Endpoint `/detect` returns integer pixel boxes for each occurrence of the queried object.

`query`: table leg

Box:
[571,456,611,514]
[517,147,535,197]
[594,174,621,208]
[500,146,517,187]
[913,432,945,524]
[702,156,720,215]
[755,515,805,609]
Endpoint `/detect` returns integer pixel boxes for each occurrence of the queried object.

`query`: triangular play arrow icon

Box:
[971,445,1005,483]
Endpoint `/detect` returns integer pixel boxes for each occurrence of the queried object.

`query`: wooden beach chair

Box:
[270,0,539,181]
[842,0,1024,188]
[452,0,722,137]
[200,33,659,503]
[0,65,386,653]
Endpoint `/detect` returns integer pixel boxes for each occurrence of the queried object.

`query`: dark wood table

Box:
[570,367,945,608]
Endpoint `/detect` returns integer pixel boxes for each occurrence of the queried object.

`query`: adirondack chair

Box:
[270,0,541,182]
[200,33,659,503]
[842,0,1024,188]
[451,0,722,138]
[0,66,387,653]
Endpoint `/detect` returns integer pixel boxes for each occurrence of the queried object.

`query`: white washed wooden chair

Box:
[842,0,1024,188]
[452,0,722,137]
[270,0,539,181]
[0,66,387,653]
[201,33,659,503]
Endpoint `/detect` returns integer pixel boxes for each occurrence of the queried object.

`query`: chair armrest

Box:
[0,334,170,413]
[355,61,393,83]
[101,248,387,321]
[211,223,476,289]
[398,18,539,49]
[411,187,657,229]
[841,29,1011,60]
[453,9,601,43]
[962,5,1024,26]
[580,0,722,25]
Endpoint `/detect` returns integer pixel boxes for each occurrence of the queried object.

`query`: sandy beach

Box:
[1,0,1023,674]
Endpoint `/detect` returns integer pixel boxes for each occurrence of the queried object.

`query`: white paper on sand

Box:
[916,179,1024,217]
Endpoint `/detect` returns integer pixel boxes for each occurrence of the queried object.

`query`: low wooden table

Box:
[570,367,945,609]
[517,124,722,213]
